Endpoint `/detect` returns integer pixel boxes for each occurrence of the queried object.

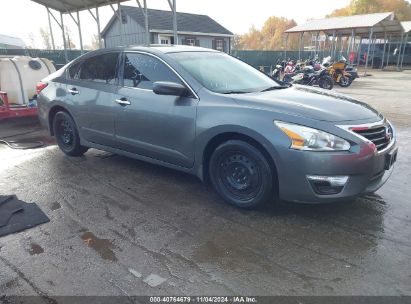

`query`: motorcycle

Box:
[272,59,287,81]
[323,56,355,87]
[283,60,334,90]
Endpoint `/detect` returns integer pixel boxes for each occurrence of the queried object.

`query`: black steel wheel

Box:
[318,75,334,90]
[53,111,88,156]
[209,140,274,209]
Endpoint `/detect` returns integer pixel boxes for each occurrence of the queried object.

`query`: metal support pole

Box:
[397,32,404,71]
[347,29,354,59]
[46,7,55,50]
[136,0,150,45]
[381,32,387,69]
[371,35,376,69]
[144,0,149,45]
[400,32,409,69]
[172,0,178,44]
[364,28,373,76]
[96,6,102,48]
[331,31,336,59]
[117,1,124,45]
[386,35,392,67]
[76,10,84,53]
[86,3,102,48]
[298,32,303,60]
[284,33,289,60]
[356,37,362,66]
[60,12,68,63]
[315,31,319,57]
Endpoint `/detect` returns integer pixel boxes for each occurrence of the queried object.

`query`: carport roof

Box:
[285,12,403,37]
[31,0,129,13]
[402,21,411,33]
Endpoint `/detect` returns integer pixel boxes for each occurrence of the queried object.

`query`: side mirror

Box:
[153,81,187,96]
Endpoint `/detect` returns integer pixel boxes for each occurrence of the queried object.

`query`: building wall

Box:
[103,16,231,52]
[103,14,147,47]
[153,33,231,52]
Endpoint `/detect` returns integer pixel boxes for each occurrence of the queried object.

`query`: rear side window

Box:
[123,53,182,90]
[68,61,82,79]
[79,53,120,84]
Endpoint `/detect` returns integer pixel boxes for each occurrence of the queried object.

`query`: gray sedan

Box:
[37,46,397,208]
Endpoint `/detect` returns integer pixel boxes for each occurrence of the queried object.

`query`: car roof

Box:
[67,45,220,68]
[103,45,219,54]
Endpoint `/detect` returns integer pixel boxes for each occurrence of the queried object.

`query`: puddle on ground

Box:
[50,202,61,211]
[29,243,44,255]
[81,231,117,261]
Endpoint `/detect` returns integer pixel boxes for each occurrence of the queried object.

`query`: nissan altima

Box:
[37,46,397,209]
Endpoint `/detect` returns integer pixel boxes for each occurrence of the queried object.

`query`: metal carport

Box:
[284,12,406,74]
[400,21,411,69]
[30,0,178,63]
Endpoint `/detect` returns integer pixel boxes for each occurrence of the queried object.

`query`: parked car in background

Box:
[37,46,397,209]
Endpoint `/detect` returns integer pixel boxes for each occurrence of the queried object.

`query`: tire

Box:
[209,140,274,209]
[53,111,88,156]
[338,75,351,87]
[318,75,334,90]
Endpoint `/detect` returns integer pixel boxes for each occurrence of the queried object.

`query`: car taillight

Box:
[36,82,48,95]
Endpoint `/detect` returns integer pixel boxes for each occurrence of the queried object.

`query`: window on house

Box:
[215,39,224,52]
[186,38,196,46]
[121,14,127,24]
[159,35,172,45]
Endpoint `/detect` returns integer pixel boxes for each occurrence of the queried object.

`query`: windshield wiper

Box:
[261,85,290,92]
[221,91,252,94]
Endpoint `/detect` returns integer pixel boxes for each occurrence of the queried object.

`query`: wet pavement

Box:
[0,70,410,296]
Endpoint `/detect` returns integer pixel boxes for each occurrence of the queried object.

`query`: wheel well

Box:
[48,106,69,136]
[202,132,278,192]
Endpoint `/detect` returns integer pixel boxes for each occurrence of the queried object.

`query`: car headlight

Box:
[275,121,350,151]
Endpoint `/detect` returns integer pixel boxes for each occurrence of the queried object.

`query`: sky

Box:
[0,0,351,48]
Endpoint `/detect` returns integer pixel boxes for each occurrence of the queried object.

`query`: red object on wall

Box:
[0,91,37,120]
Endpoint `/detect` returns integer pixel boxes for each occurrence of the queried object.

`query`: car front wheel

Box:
[209,140,274,209]
[53,111,88,156]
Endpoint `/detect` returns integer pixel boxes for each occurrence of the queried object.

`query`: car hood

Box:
[233,85,381,122]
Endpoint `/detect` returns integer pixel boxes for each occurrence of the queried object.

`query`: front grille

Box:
[352,125,393,151]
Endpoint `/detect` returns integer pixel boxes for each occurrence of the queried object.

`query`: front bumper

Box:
[277,140,397,204]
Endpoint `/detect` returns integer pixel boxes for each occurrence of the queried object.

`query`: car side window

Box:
[123,53,182,90]
[79,53,120,84]
[68,61,82,79]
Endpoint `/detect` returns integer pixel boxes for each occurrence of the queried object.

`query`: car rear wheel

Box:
[209,140,274,209]
[53,111,88,156]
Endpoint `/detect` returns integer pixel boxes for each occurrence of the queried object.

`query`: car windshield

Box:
[169,52,280,94]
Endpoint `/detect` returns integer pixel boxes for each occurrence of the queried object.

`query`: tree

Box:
[234,17,298,50]
[40,27,52,50]
[90,34,101,50]
[64,26,76,49]
[26,32,36,49]
[328,0,411,21]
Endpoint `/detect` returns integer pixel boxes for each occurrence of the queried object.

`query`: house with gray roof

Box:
[101,6,234,53]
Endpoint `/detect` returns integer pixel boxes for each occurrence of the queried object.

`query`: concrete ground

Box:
[0,70,410,297]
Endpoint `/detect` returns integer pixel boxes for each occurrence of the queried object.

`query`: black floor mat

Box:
[0,195,50,238]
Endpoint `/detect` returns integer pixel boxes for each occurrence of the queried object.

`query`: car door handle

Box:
[115,98,131,106]
[68,88,79,95]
